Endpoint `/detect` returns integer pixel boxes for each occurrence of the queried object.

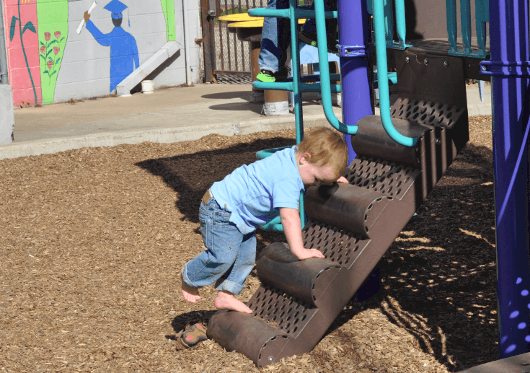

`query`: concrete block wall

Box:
[0,84,14,144]
[2,0,202,106]
[153,0,202,86]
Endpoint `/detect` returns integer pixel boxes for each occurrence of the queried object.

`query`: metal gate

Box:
[199,0,267,83]
[214,0,268,83]
[200,0,313,84]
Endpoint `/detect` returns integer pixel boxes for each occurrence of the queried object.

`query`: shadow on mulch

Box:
[136,136,292,252]
[168,310,217,337]
[136,136,295,223]
[138,135,497,372]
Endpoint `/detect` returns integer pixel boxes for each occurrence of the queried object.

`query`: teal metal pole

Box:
[373,0,417,147]
[460,0,472,54]
[446,0,457,54]
[383,0,393,46]
[289,0,303,144]
[475,0,489,57]
[394,0,406,48]
[313,0,357,135]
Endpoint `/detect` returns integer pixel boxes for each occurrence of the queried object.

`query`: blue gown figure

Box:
[85,0,139,92]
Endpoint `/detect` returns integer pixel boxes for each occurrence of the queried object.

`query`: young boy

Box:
[181,127,349,313]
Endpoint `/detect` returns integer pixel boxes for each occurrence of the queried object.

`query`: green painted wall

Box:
[36,0,68,104]
[160,0,176,41]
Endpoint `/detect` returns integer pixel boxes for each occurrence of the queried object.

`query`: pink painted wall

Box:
[4,0,42,107]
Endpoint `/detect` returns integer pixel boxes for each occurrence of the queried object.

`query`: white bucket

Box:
[263,100,289,116]
[141,80,155,94]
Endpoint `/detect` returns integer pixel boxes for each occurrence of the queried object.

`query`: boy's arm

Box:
[279,207,325,260]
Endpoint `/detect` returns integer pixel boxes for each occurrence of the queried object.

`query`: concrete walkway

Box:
[0,82,491,160]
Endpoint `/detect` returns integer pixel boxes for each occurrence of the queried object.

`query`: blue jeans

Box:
[181,196,256,295]
[258,0,337,72]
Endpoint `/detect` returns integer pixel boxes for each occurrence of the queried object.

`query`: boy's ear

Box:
[299,152,312,165]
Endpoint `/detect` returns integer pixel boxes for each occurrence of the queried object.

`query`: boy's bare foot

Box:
[214,291,252,314]
[181,273,201,303]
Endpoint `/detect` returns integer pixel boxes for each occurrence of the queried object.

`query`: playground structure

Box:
[206,0,530,368]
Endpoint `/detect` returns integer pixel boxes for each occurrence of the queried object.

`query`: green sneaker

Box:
[256,68,289,83]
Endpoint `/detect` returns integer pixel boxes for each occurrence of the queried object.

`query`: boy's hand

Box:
[336,176,348,183]
[293,248,325,260]
[280,207,325,261]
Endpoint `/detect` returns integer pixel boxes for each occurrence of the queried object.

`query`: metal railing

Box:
[446,0,489,57]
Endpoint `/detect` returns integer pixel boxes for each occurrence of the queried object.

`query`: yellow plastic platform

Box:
[218,13,305,27]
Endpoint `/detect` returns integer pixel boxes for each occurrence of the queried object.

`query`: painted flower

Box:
[40,46,46,54]
[44,32,51,41]
[53,47,60,55]
[54,31,61,39]
[47,60,53,70]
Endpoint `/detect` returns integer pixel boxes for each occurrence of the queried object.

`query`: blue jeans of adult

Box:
[181,196,256,295]
[258,0,338,73]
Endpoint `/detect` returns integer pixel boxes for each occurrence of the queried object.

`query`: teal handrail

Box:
[373,0,417,147]
[313,0,357,135]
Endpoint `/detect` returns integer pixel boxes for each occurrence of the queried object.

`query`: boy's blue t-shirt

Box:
[210,146,304,235]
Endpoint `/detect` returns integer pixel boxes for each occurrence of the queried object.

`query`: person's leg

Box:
[181,271,201,302]
[258,0,290,77]
[181,199,242,303]
[299,0,338,53]
[213,232,257,313]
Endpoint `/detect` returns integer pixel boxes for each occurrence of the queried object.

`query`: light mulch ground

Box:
[1,116,496,372]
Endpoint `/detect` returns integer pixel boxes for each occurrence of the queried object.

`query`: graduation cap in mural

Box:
[104,0,130,26]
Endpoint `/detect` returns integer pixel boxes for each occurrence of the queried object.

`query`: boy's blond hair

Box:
[296,127,348,179]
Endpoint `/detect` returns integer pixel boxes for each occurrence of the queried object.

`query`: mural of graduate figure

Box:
[84,0,139,92]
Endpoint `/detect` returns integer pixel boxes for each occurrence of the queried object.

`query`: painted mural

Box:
[84,0,139,92]
[5,0,42,107]
[2,0,178,106]
[160,0,176,41]
[36,0,67,104]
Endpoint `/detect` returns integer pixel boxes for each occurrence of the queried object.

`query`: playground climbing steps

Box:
[207,43,473,366]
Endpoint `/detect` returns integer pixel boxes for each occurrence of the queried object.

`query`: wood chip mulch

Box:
[0,116,496,372]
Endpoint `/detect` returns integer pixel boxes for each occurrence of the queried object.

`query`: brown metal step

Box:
[208,118,436,366]
[208,48,470,367]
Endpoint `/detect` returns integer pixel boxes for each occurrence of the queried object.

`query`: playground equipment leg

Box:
[338,0,371,163]
[489,0,530,359]
[249,39,288,111]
